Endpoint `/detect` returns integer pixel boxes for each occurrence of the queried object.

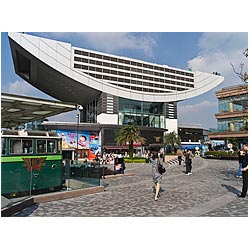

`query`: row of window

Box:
[86,72,192,91]
[74,50,194,76]
[74,57,194,80]
[1,139,61,156]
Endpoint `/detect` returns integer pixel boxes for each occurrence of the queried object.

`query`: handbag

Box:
[158,163,166,174]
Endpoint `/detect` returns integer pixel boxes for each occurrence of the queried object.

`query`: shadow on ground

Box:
[221,184,240,195]
[12,204,39,217]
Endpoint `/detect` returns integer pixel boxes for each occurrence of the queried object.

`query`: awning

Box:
[1,93,77,128]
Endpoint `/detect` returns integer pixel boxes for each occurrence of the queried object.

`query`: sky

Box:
[1,31,248,129]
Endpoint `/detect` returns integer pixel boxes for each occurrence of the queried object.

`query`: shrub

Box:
[204,151,238,158]
[124,157,146,163]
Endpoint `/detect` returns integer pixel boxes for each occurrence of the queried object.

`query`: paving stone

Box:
[12,158,247,217]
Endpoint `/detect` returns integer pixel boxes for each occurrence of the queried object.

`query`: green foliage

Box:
[115,125,146,158]
[226,137,239,149]
[124,157,146,163]
[163,131,181,152]
[204,150,238,158]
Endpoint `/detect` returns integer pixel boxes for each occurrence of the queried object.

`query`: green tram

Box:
[1,130,63,198]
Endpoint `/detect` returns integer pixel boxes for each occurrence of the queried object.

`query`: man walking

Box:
[237,144,248,198]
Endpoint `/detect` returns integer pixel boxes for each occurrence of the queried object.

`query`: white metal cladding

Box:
[8,32,224,103]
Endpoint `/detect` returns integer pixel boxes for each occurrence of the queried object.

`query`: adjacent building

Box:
[208,84,248,146]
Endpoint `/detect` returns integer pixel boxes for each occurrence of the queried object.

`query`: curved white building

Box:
[8,32,224,133]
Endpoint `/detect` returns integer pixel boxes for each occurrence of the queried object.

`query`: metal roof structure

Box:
[1,93,77,128]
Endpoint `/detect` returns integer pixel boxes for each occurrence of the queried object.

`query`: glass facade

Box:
[217,92,248,132]
[218,94,248,113]
[118,97,165,128]
[217,118,245,132]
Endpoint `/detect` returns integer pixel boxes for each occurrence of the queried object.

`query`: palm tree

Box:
[115,125,146,157]
[163,131,181,153]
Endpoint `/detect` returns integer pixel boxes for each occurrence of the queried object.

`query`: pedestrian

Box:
[236,149,243,178]
[237,144,248,198]
[185,149,193,175]
[151,151,162,201]
[176,148,183,165]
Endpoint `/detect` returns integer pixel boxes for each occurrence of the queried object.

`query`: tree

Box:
[163,131,181,153]
[115,125,146,157]
[230,48,248,84]
[230,48,248,132]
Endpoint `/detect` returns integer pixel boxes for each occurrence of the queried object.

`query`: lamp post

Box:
[76,111,79,162]
[76,105,83,162]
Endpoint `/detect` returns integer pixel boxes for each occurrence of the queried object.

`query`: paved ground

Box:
[11,157,248,217]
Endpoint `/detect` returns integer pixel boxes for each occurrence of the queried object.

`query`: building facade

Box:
[208,84,248,146]
[8,32,224,135]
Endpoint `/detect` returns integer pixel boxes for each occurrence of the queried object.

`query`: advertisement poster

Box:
[57,130,90,149]
[89,132,102,158]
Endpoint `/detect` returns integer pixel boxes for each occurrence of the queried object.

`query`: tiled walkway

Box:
[12,157,248,217]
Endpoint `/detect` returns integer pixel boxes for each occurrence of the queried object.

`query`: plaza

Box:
[12,157,247,217]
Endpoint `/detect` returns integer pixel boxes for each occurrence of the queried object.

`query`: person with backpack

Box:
[151,151,164,201]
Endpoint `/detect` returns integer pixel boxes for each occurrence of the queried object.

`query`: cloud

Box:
[187,32,248,86]
[33,32,158,57]
[180,32,248,129]
[3,80,54,99]
[178,100,218,129]
[75,32,158,57]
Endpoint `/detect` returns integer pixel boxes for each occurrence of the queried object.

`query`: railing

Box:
[63,160,101,190]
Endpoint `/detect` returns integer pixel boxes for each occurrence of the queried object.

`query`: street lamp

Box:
[76,105,83,162]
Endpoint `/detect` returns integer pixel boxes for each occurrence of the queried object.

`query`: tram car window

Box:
[22,139,33,154]
[47,140,56,153]
[1,138,6,155]
[37,139,47,154]
[9,139,22,154]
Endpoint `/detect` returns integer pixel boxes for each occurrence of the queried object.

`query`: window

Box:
[9,139,29,154]
[74,50,82,55]
[74,57,81,62]
[103,62,110,67]
[82,51,89,56]
[1,138,6,155]
[74,64,81,69]
[47,140,56,153]
[22,140,33,154]
[103,56,110,61]
[37,140,47,154]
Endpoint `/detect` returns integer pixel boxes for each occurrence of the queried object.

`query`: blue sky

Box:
[1,32,247,129]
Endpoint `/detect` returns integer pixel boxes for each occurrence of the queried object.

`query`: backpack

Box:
[158,162,166,174]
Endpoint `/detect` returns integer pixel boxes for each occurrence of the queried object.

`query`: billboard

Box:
[57,130,101,157]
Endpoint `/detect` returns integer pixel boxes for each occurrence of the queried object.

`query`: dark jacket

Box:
[241,151,248,168]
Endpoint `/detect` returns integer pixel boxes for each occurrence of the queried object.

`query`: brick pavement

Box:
[12,157,248,217]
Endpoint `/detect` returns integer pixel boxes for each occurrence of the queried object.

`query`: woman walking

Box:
[151,152,162,201]
[185,149,193,175]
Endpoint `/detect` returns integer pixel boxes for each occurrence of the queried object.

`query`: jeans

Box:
[237,163,242,177]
